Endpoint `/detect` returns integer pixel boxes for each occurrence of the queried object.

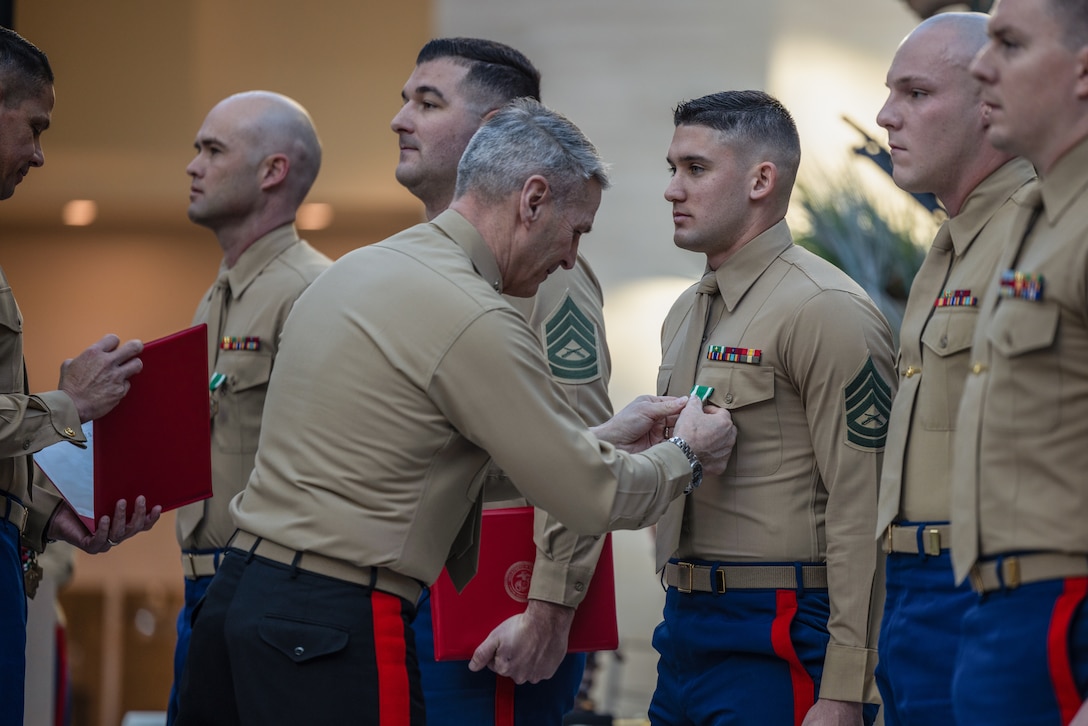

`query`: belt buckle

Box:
[715,567,727,593]
[924,527,942,557]
[882,526,894,554]
[969,565,985,593]
[13,502,28,534]
[184,553,200,579]
[1001,557,1021,589]
[676,561,694,593]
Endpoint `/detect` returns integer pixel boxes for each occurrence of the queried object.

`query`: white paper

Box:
[33,421,95,519]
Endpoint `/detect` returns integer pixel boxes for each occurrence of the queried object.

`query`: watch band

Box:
[667,436,703,494]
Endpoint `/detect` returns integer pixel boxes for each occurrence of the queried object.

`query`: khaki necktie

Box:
[655,271,719,570]
[177,270,230,542]
[205,271,231,377]
[951,186,1043,580]
[876,221,953,535]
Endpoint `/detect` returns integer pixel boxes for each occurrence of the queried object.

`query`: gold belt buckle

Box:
[1001,557,1021,589]
[969,565,984,593]
[924,527,942,557]
[676,561,694,593]
[882,526,894,554]
[185,553,200,579]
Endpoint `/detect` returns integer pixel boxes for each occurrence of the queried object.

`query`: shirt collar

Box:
[948,157,1036,258]
[431,209,503,293]
[1038,134,1088,225]
[713,219,793,312]
[223,224,301,299]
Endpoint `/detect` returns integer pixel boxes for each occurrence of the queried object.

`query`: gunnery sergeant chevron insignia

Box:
[843,355,891,450]
[542,294,601,383]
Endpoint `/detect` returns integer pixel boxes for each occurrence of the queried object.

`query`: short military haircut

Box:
[1048,0,1088,50]
[454,97,610,205]
[673,90,802,184]
[0,27,53,109]
[416,37,542,107]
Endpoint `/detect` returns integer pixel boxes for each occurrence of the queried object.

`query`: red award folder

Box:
[35,324,213,532]
[429,506,619,661]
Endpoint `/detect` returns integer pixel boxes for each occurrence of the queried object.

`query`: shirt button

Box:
[904,366,920,378]
[574,582,585,592]
[724,393,734,404]
[971,362,987,374]
[939,335,948,348]
[294,646,305,657]
[63,427,76,437]
[22,440,30,450]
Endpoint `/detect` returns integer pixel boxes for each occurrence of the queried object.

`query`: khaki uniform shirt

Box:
[877,159,1036,533]
[0,265,80,551]
[175,225,331,550]
[492,259,614,607]
[656,220,896,703]
[230,210,692,588]
[952,137,1088,583]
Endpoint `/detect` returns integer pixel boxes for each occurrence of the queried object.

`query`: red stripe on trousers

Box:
[1048,577,1088,725]
[372,592,411,725]
[495,675,515,726]
[771,589,815,726]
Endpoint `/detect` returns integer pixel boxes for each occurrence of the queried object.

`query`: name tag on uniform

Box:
[707,345,761,365]
[999,270,1044,302]
[219,336,261,351]
[934,289,977,307]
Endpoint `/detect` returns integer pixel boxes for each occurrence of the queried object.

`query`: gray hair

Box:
[454,97,610,205]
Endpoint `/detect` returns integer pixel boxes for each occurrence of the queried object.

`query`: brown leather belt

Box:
[1,494,29,535]
[969,553,1088,594]
[180,552,220,580]
[883,523,951,556]
[230,530,422,603]
[664,561,828,593]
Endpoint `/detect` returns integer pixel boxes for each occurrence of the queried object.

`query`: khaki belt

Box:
[883,523,951,556]
[181,552,220,580]
[1,494,29,535]
[969,553,1088,594]
[664,561,828,593]
[230,530,422,604]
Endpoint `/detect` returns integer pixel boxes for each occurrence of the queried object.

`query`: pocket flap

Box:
[216,349,273,392]
[921,310,977,358]
[700,365,775,409]
[259,614,349,664]
[989,301,1059,358]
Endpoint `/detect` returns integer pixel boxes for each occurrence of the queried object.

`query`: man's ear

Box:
[259,154,289,191]
[518,175,550,228]
[750,161,778,201]
[1075,45,1088,101]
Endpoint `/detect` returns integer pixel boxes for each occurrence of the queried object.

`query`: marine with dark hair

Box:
[0,26,159,726]
[392,36,617,725]
[652,89,894,725]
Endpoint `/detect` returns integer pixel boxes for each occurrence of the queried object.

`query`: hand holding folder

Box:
[34,325,213,533]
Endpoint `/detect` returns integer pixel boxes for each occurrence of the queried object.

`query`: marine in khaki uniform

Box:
[166,91,332,725]
[652,91,895,726]
[951,1,1088,722]
[0,27,158,726]
[871,14,1036,725]
[390,38,614,725]
[175,98,737,726]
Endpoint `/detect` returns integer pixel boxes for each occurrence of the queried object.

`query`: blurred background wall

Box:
[3,1,962,723]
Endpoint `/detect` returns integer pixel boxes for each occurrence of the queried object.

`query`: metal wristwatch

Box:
[667,436,703,494]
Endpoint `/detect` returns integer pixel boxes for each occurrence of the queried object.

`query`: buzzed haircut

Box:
[1048,0,1088,49]
[673,89,802,186]
[415,37,542,106]
[0,26,53,108]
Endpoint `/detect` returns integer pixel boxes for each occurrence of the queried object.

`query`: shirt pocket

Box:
[918,309,977,431]
[700,364,780,477]
[986,300,1061,434]
[212,349,274,454]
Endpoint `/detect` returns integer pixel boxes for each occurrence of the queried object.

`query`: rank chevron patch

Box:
[843,355,891,450]
[543,294,601,383]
